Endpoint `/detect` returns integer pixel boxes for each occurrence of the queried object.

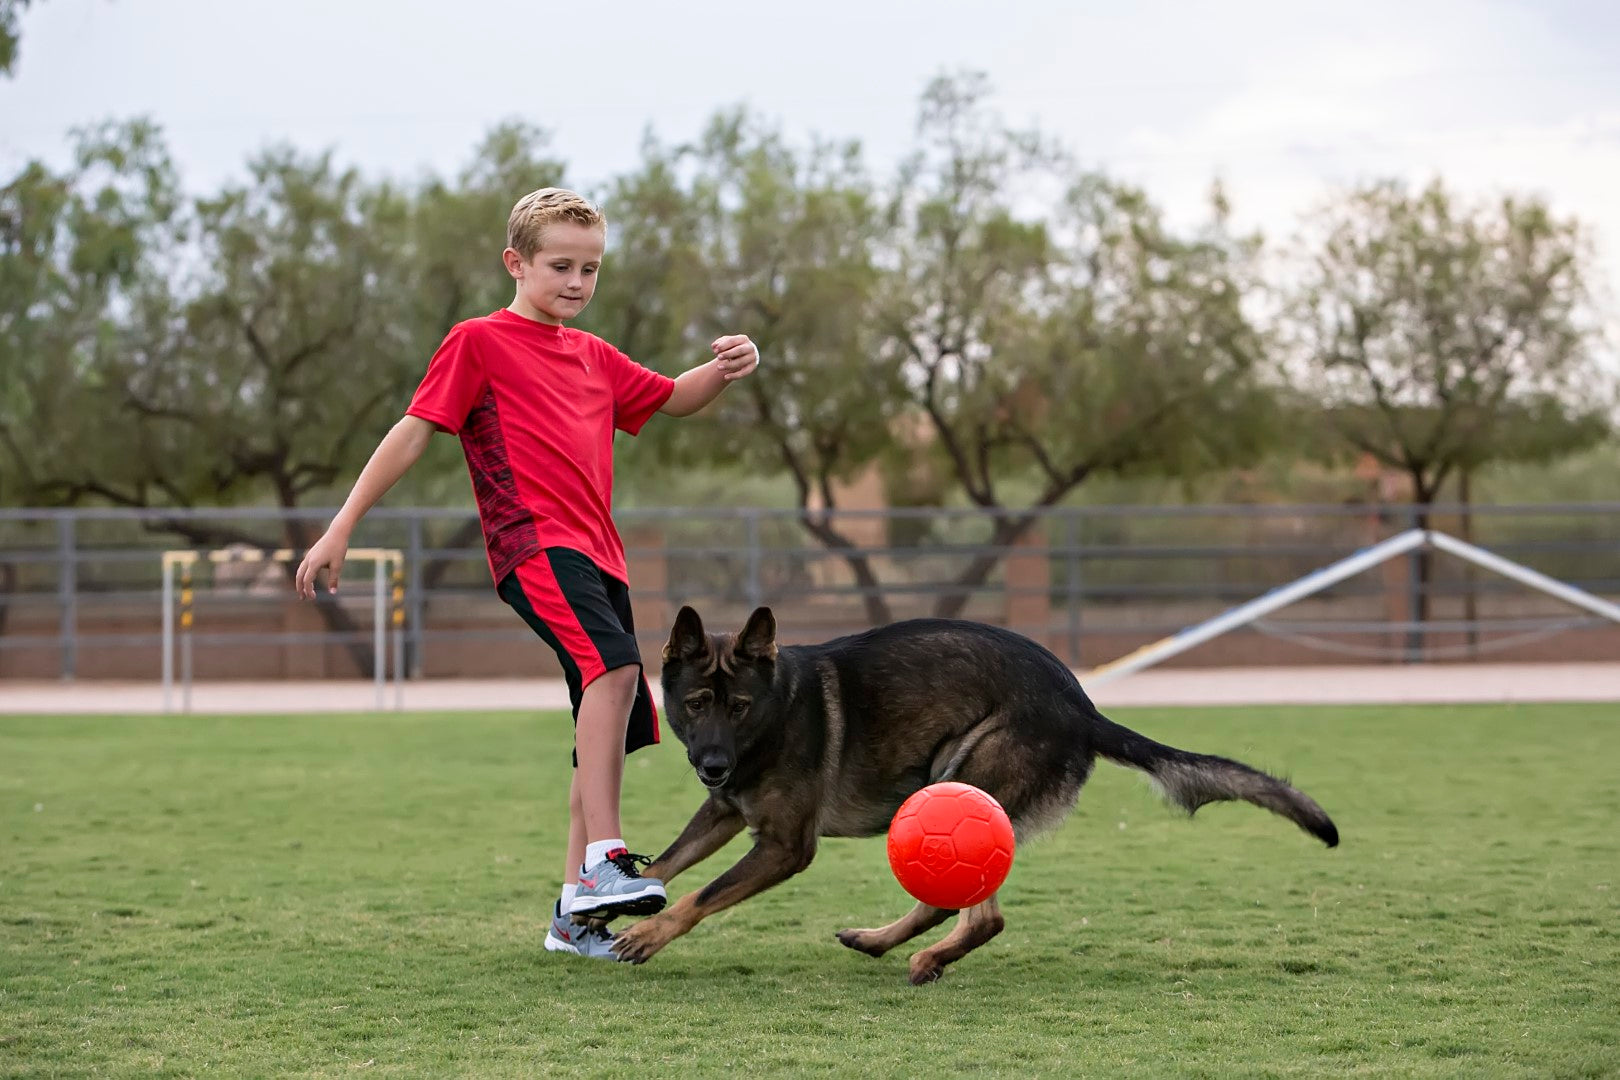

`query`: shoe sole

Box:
[568,886,667,919]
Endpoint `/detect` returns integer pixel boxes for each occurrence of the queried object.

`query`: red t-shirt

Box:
[406,309,675,585]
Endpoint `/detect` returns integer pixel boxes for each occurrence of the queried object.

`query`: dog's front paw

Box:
[836,928,891,958]
[612,914,678,964]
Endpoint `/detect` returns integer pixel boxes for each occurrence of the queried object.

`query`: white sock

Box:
[560,883,579,909]
[582,839,625,871]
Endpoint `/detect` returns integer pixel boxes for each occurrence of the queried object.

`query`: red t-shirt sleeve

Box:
[604,342,676,435]
[406,323,486,434]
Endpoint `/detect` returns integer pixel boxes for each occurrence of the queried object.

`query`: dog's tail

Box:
[1090,714,1339,847]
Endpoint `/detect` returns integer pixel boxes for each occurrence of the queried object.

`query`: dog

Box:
[610,607,1338,983]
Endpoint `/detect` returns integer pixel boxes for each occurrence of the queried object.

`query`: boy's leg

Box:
[557,771,586,916]
[573,664,639,844]
[568,663,666,917]
[496,550,665,922]
[569,563,667,916]
[565,772,587,890]
[544,771,621,959]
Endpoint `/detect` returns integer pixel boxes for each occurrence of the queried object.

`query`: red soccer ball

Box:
[887,782,1016,909]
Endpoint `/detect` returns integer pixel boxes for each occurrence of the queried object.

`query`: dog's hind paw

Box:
[907,956,946,985]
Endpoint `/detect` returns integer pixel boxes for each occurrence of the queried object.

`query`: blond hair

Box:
[506,187,605,260]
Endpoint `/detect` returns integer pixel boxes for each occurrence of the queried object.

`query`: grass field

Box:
[3,703,1617,1078]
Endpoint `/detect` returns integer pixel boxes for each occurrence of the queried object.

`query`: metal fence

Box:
[1,502,1617,682]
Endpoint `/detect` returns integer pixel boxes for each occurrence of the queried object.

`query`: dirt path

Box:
[3,663,1617,715]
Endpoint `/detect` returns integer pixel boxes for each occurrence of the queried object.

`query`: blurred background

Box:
[3,0,1617,685]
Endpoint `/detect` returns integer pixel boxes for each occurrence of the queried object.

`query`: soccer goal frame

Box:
[1081,528,1620,687]
[160,547,406,713]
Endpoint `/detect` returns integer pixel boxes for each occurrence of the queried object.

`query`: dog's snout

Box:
[692,749,733,786]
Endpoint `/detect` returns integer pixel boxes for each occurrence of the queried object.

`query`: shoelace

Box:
[608,851,654,878]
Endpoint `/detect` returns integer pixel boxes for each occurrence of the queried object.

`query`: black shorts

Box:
[497,548,660,762]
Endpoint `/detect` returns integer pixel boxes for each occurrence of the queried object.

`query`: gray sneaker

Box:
[568,849,667,919]
[544,902,622,959]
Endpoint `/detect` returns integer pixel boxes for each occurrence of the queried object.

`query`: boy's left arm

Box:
[659,334,759,417]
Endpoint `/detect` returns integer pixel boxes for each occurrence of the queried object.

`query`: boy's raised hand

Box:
[295,529,349,599]
[712,335,759,381]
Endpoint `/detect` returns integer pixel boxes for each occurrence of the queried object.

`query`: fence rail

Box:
[1,502,1617,682]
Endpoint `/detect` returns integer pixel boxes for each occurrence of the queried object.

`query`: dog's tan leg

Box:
[905,894,1005,985]
[643,798,746,885]
[612,835,813,964]
[835,902,955,958]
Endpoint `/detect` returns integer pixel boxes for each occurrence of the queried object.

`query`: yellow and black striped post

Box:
[180,559,194,713]
[391,561,406,710]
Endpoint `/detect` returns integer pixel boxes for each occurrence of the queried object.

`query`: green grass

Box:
[2,704,1617,1078]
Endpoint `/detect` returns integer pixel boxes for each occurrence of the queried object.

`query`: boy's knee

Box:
[595,663,640,693]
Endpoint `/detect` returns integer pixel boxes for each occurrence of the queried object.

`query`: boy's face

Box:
[506,222,605,325]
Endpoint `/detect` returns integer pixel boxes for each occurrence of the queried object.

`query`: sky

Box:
[7,0,1620,321]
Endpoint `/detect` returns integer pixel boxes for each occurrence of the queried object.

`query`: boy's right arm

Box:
[294,415,437,599]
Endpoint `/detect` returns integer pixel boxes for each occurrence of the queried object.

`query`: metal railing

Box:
[1,502,1617,681]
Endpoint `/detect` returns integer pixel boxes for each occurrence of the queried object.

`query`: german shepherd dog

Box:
[610,607,1338,982]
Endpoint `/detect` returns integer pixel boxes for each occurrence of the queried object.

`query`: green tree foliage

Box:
[0,121,567,524]
[1290,178,1611,508]
[0,120,179,505]
[3,82,1613,640]
[587,112,897,619]
[1288,179,1612,626]
[881,74,1275,616]
[0,0,33,76]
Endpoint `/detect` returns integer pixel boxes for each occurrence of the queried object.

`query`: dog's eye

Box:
[730,699,750,716]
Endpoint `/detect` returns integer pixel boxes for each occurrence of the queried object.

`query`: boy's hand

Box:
[711,335,759,381]
[295,528,350,599]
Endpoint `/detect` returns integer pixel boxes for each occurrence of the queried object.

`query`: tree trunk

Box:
[1408,490,1434,663]
[798,515,894,627]
[0,561,14,641]
[931,513,1040,620]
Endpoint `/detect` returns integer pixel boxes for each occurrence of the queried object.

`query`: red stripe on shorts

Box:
[510,555,609,686]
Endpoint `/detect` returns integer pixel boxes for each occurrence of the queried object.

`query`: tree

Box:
[587,114,900,622]
[0,128,420,667]
[0,119,181,506]
[0,119,574,667]
[0,119,179,641]
[1288,179,1612,623]
[880,73,1275,617]
[1,0,35,76]
[590,80,1277,623]
[1291,178,1609,507]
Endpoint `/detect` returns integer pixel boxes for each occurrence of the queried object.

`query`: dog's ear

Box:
[735,606,777,663]
[663,605,710,665]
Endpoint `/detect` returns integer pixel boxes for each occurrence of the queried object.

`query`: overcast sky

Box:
[7,0,1620,316]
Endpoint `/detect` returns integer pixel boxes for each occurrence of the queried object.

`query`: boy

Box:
[293,187,758,961]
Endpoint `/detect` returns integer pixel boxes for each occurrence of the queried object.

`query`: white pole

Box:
[374,558,386,711]
[161,557,173,713]
[393,622,405,711]
[1084,529,1430,687]
[1427,531,1620,626]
